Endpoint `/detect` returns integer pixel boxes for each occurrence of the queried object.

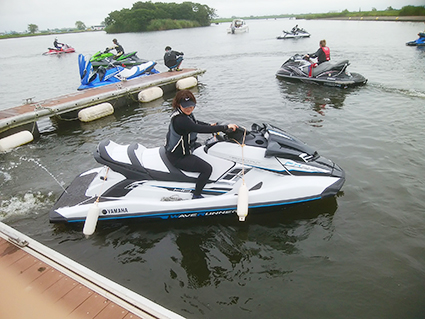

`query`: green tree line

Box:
[104,1,216,33]
[295,5,425,19]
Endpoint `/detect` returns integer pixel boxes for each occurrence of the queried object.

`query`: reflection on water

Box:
[50,197,338,300]
[277,79,350,115]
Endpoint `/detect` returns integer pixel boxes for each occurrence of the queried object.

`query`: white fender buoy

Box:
[0,130,34,153]
[78,103,114,122]
[237,183,249,221]
[138,87,163,103]
[176,76,198,90]
[83,201,101,236]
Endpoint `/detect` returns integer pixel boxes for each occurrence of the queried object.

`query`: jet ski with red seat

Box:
[43,44,75,55]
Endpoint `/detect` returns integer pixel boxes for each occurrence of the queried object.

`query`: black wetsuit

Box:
[112,42,124,58]
[165,110,228,196]
[54,40,63,49]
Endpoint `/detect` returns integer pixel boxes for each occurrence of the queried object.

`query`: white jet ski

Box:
[49,123,345,224]
[277,28,310,39]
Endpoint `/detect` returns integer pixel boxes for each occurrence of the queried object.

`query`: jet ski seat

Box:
[311,60,349,77]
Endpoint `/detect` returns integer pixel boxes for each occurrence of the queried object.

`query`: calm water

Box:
[1,19,425,318]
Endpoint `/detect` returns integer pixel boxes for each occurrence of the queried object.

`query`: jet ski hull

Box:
[43,46,75,55]
[49,166,344,223]
[49,123,345,224]
[276,71,367,88]
[276,54,367,88]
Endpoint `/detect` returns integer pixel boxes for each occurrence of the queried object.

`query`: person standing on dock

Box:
[105,39,124,59]
[164,46,184,72]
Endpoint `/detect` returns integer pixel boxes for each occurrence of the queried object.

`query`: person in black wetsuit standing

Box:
[165,90,238,199]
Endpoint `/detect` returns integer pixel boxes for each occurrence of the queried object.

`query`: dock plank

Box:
[0,243,26,266]
[19,259,51,282]
[55,283,94,315]
[0,226,184,319]
[72,292,111,318]
[6,253,39,275]
[43,275,80,302]
[0,68,206,136]
[95,303,129,319]
[32,267,65,292]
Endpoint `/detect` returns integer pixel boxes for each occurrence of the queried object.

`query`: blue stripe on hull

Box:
[66,196,322,223]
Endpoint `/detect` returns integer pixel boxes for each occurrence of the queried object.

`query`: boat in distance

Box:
[227,19,249,34]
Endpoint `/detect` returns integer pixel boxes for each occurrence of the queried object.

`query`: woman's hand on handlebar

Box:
[227,124,238,131]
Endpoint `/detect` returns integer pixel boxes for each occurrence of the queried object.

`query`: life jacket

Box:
[321,46,330,61]
[165,111,198,155]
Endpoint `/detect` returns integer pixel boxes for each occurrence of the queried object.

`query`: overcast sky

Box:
[0,0,422,32]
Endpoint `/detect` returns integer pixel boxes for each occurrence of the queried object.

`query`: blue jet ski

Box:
[78,54,160,90]
[406,32,425,46]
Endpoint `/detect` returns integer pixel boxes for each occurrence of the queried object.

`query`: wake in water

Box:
[19,156,68,193]
[0,191,55,221]
[0,156,67,220]
[369,82,425,99]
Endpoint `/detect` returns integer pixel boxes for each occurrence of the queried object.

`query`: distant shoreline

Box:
[316,16,425,22]
[2,16,424,40]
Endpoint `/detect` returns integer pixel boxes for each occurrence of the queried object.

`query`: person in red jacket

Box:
[305,39,330,65]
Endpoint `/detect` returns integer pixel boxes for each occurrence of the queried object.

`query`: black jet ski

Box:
[276,54,367,88]
[49,123,345,224]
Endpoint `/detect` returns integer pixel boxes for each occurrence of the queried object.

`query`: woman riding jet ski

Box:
[49,123,345,224]
[276,54,367,88]
[43,43,75,55]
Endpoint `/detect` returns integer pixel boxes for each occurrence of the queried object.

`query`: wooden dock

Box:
[0,68,205,138]
[0,222,185,319]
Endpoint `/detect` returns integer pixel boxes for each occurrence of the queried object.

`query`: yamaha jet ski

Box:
[406,32,425,46]
[43,44,75,55]
[49,123,345,224]
[277,28,310,39]
[78,54,159,90]
[90,50,148,68]
[276,54,367,88]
